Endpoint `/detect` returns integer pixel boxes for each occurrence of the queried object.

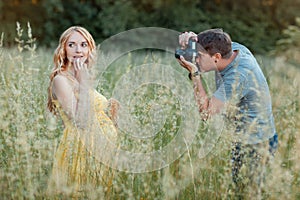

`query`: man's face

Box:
[196,51,217,72]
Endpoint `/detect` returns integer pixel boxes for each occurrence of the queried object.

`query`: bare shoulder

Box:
[52,74,73,95]
[53,73,68,82]
[53,74,71,87]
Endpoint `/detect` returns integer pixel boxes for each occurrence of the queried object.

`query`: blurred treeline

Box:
[0,0,299,54]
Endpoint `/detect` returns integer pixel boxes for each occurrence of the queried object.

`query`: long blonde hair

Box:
[47,26,96,115]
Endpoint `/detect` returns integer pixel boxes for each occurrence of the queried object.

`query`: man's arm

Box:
[178,57,224,120]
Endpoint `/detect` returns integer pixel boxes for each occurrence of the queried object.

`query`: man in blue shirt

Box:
[177,28,278,194]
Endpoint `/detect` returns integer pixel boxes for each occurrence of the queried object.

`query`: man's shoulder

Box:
[232,42,252,54]
[232,42,257,68]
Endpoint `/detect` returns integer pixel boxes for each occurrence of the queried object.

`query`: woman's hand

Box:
[73,58,90,85]
[72,57,92,128]
[108,98,120,128]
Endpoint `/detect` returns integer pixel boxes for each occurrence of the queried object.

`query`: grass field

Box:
[0,32,300,199]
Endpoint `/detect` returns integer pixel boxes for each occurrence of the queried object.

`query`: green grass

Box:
[0,41,300,199]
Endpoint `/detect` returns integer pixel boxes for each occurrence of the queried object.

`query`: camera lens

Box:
[175,49,185,59]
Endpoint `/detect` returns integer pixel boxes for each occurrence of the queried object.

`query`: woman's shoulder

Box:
[53,72,76,85]
[52,73,76,92]
[53,73,67,81]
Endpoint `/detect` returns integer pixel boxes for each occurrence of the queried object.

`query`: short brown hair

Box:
[197,28,232,59]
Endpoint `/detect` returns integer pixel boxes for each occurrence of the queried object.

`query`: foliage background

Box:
[1,0,300,199]
[0,0,300,53]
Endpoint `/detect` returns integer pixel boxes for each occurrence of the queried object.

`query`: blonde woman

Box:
[47,26,118,198]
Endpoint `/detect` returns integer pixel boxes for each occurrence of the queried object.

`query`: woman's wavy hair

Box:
[47,26,96,115]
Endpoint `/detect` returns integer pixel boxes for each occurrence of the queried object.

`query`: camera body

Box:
[175,38,198,64]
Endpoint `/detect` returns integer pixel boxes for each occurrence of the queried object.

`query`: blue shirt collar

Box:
[219,42,241,76]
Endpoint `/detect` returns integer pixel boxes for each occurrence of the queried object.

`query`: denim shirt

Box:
[213,42,276,144]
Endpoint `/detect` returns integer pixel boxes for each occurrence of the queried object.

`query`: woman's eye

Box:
[68,43,74,48]
[82,42,88,47]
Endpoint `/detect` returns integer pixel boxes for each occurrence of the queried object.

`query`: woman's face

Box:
[65,31,89,65]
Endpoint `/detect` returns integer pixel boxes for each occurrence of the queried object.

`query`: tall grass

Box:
[0,24,299,199]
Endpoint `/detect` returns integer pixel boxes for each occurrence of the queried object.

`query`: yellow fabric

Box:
[47,88,118,198]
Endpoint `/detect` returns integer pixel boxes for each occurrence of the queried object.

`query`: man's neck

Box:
[217,50,238,71]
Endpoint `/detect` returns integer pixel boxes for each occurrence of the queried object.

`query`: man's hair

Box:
[197,28,232,59]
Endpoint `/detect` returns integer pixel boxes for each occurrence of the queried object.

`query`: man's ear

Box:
[213,53,222,63]
[214,53,222,59]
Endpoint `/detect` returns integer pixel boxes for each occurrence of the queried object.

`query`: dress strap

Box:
[60,71,78,84]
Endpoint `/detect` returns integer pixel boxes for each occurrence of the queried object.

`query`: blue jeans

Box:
[231,133,278,185]
[268,132,278,155]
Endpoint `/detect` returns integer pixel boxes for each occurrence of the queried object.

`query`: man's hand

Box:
[177,31,199,73]
[177,55,198,73]
[179,31,198,49]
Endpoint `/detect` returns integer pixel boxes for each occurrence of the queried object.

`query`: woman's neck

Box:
[66,65,75,76]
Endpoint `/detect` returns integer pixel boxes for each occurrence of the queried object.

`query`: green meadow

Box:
[0,26,299,200]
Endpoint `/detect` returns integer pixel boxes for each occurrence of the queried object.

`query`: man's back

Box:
[214,42,276,144]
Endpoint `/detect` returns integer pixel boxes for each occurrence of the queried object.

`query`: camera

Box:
[175,38,198,63]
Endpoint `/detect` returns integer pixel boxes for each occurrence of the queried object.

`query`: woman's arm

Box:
[52,75,77,119]
[52,65,92,128]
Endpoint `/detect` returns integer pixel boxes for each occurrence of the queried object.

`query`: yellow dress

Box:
[47,75,118,198]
